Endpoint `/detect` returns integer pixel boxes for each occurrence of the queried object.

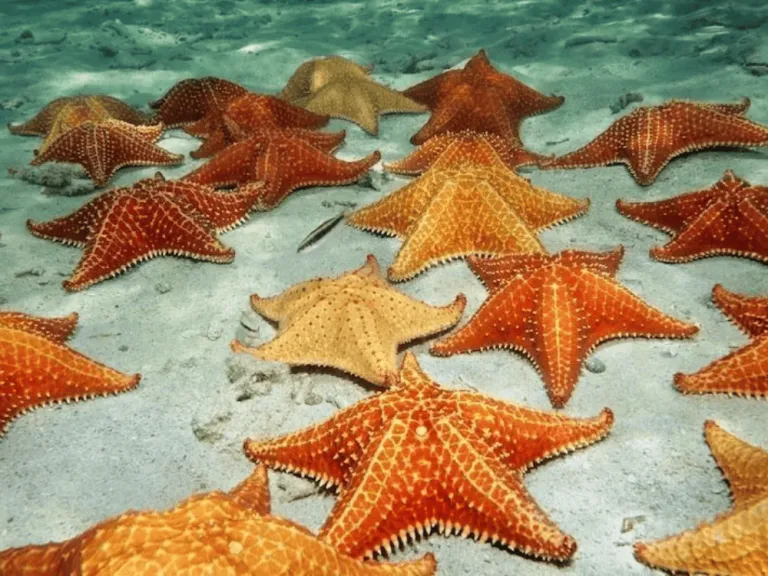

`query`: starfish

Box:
[26,174,263,291]
[430,248,699,407]
[0,310,140,438]
[149,76,248,130]
[8,94,151,136]
[245,352,614,561]
[674,284,768,397]
[183,129,380,211]
[280,55,426,135]
[383,130,551,176]
[541,98,768,185]
[346,162,589,282]
[0,464,437,575]
[616,169,768,264]
[231,254,466,387]
[186,92,331,158]
[29,120,184,187]
[404,49,564,145]
[634,420,768,575]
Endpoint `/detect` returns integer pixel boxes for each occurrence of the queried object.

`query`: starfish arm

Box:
[149,77,247,128]
[320,415,578,561]
[229,464,271,515]
[346,173,438,238]
[675,337,768,398]
[243,394,385,490]
[92,95,152,126]
[0,326,140,436]
[698,97,751,116]
[616,188,722,235]
[384,137,452,175]
[184,110,223,138]
[712,284,768,338]
[183,139,264,187]
[541,117,631,173]
[402,70,462,109]
[304,82,381,135]
[0,540,78,574]
[280,128,347,155]
[233,297,402,386]
[704,421,768,508]
[8,96,71,135]
[366,82,427,115]
[573,269,698,352]
[451,392,614,471]
[190,126,232,159]
[62,194,234,291]
[387,180,545,282]
[0,311,78,343]
[30,123,184,187]
[166,180,262,232]
[633,498,768,576]
[251,95,330,130]
[279,61,316,103]
[430,275,539,358]
[26,190,120,247]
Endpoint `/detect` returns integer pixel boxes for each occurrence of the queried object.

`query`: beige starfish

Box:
[347,161,589,281]
[230,254,466,386]
[634,420,768,575]
[279,55,427,135]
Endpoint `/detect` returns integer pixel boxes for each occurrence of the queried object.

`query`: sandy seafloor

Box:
[1,1,767,574]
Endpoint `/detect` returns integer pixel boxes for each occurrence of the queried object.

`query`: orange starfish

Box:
[430,248,699,407]
[231,254,466,387]
[0,464,437,575]
[183,129,380,211]
[346,162,588,281]
[149,76,248,129]
[29,120,184,187]
[0,311,140,438]
[616,169,768,264]
[404,49,564,145]
[634,420,768,575]
[27,174,263,291]
[675,284,768,397]
[246,352,614,562]
[383,130,551,176]
[8,94,151,136]
[187,92,331,158]
[541,98,768,185]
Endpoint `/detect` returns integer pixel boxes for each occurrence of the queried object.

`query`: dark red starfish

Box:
[149,77,248,129]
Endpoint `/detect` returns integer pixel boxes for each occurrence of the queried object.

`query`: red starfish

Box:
[183,129,380,210]
[29,120,184,187]
[541,99,768,185]
[675,284,768,398]
[27,174,263,291]
[431,248,699,407]
[149,77,248,129]
[8,94,151,136]
[0,311,140,438]
[616,169,768,264]
[245,352,614,562]
[384,130,551,175]
[188,93,331,158]
[404,49,564,145]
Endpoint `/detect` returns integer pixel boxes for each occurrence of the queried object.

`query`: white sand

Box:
[1,1,767,574]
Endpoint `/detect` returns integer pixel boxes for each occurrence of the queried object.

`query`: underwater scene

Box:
[0,0,767,574]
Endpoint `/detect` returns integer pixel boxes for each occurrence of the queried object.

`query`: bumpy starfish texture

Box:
[183,129,380,210]
[0,311,140,438]
[616,169,768,264]
[231,254,465,387]
[347,162,588,282]
[404,49,564,145]
[280,55,426,135]
[0,464,436,576]
[634,421,768,575]
[675,284,768,397]
[431,248,699,407]
[29,120,183,187]
[246,352,614,561]
[188,92,331,158]
[149,76,248,129]
[27,174,263,291]
[542,98,768,185]
[384,130,551,175]
[8,94,151,136]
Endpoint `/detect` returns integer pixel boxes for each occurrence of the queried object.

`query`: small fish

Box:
[297,210,347,253]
